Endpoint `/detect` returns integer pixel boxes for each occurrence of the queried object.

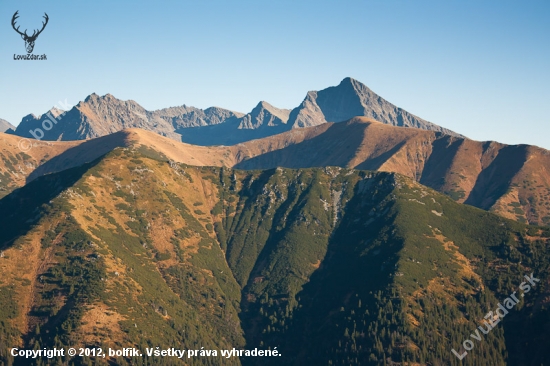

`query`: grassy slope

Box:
[3,121,550,227]
[0,148,549,365]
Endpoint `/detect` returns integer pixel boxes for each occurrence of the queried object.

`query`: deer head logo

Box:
[11,11,49,54]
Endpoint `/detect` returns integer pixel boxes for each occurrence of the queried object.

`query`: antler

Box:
[29,13,49,39]
[11,11,27,37]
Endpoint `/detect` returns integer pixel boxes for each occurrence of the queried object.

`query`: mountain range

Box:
[9,78,460,145]
[2,118,549,226]
[1,78,549,366]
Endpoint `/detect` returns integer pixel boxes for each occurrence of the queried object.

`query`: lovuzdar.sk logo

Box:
[12,10,49,60]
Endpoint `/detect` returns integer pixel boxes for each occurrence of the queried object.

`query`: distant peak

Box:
[23,113,39,120]
[49,107,65,118]
[255,101,274,110]
[333,77,375,97]
[305,90,318,99]
[252,101,287,116]
[339,77,366,89]
[84,93,99,102]
[341,77,356,83]
[84,93,119,103]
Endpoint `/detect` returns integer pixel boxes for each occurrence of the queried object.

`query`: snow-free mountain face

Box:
[14,93,186,141]
[0,118,14,133]
[287,77,460,137]
[238,101,290,130]
[155,105,244,129]
[11,78,461,145]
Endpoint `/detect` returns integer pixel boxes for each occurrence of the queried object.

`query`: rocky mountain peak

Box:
[287,77,461,136]
[83,93,99,103]
[238,101,290,130]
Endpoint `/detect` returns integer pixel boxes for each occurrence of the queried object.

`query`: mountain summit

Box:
[238,101,290,130]
[288,77,459,136]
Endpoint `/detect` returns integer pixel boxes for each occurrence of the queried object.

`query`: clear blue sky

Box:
[1,0,549,148]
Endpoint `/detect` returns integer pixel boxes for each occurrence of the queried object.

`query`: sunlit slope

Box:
[4,116,550,226]
[0,148,549,365]
[0,151,245,366]
[0,133,80,199]
[235,117,550,226]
